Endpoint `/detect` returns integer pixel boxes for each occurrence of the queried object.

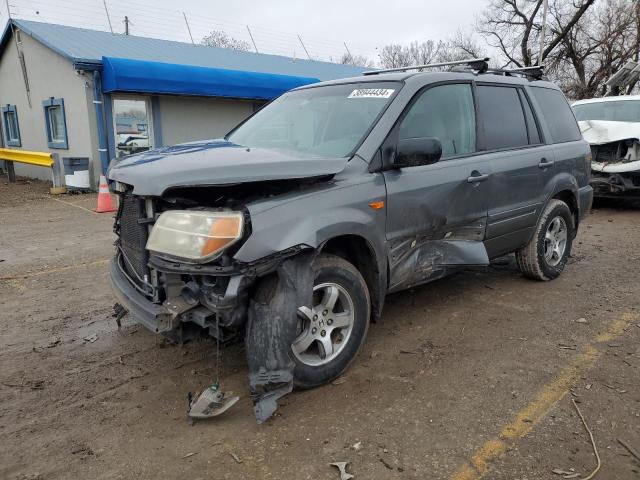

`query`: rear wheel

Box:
[515,199,574,281]
[292,254,370,389]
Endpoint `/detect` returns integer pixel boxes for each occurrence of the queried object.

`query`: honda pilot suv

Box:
[108,60,593,419]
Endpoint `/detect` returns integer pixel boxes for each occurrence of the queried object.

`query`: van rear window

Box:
[530,87,582,144]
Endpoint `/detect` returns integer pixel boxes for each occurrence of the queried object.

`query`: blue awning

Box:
[101,56,320,100]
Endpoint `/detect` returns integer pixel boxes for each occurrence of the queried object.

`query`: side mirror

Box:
[396,137,442,168]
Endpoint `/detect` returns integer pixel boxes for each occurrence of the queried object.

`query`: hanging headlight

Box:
[146,210,244,262]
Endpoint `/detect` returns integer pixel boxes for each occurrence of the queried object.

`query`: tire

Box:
[515,199,574,281]
[292,254,370,389]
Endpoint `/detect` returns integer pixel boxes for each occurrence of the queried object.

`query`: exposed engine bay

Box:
[578,120,640,196]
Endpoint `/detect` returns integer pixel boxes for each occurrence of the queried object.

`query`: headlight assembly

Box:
[146,210,244,262]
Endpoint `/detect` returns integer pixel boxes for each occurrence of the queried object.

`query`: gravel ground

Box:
[1,178,638,480]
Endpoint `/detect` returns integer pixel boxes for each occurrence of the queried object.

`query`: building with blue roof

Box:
[0,19,365,187]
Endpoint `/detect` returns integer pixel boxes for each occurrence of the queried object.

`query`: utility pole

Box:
[102,0,114,34]
[124,16,130,35]
[247,26,259,53]
[297,35,311,60]
[344,42,352,57]
[538,0,549,65]
[183,12,194,45]
[6,0,32,107]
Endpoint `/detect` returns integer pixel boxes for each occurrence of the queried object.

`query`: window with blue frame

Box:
[2,104,21,147]
[43,97,68,149]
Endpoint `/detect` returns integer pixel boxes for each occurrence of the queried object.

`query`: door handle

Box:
[538,158,555,169]
[467,172,489,183]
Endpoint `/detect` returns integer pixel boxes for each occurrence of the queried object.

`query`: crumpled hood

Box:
[578,120,640,145]
[107,139,348,196]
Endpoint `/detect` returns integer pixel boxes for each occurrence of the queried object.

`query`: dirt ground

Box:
[1,177,639,480]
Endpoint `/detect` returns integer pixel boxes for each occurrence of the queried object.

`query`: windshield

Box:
[573,100,640,123]
[227,82,400,157]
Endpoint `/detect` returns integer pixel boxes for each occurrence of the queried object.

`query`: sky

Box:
[0,0,490,62]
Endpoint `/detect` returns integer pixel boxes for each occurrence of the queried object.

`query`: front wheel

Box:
[515,199,574,281]
[292,254,370,389]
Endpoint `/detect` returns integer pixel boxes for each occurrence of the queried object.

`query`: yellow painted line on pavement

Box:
[50,196,98,214]
[450,311,637,480]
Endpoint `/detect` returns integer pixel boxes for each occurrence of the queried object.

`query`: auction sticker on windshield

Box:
[348,88,395,99]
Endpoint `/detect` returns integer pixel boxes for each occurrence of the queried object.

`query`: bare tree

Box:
[555,0,639,98]
[476,0,640,98]
[201,30,251,51]
[435,31,486,63]
[477,0,596,68]
[406,40,441,65]
[378,34,486,69]
[340,52,375,68]
[378,40,440,68]
[378,44,413,68]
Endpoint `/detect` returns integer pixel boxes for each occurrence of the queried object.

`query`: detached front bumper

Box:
[109,257,181,333]
[110,244,309,337]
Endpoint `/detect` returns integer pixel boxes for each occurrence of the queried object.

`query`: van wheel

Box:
[515,199,574,281]
[292,254,370,389]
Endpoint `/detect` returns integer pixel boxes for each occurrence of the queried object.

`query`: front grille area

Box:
[117,194,149,288]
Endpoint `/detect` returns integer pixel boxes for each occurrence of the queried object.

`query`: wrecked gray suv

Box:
[108,59,593,422]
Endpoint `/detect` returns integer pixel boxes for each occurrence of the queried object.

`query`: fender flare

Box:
[534,172,580,233]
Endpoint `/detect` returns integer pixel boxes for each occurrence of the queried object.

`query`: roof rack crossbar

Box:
[363,57,490,76]
[501,65,546,79]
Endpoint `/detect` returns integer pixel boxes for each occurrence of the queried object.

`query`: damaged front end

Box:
[579,120,640,196]
[109,179,327,422]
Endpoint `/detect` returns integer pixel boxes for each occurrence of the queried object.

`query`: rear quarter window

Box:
[530,87,582,143]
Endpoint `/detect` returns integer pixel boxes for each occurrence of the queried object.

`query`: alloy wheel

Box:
[544,216,568,267]
[293,282,355,367]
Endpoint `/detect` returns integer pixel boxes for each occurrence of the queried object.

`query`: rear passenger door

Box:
[528,86,587,197]
[476,84,555,257]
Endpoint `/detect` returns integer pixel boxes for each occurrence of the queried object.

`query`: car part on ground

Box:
[187,384,239,420]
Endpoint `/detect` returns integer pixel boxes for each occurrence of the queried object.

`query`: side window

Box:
[530,87,582,143]
[518,90,541,145]
[399,83,476,159]
[43,97,68,149]
[2,104,21,147]
[477,85,528,150]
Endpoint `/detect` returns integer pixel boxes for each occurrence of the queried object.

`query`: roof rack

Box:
[362,57,490,76]
[497,65,546,80]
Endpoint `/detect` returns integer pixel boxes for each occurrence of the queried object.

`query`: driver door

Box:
[382,82,491,291]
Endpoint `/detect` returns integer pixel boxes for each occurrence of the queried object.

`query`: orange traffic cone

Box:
[94,174,117,213]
